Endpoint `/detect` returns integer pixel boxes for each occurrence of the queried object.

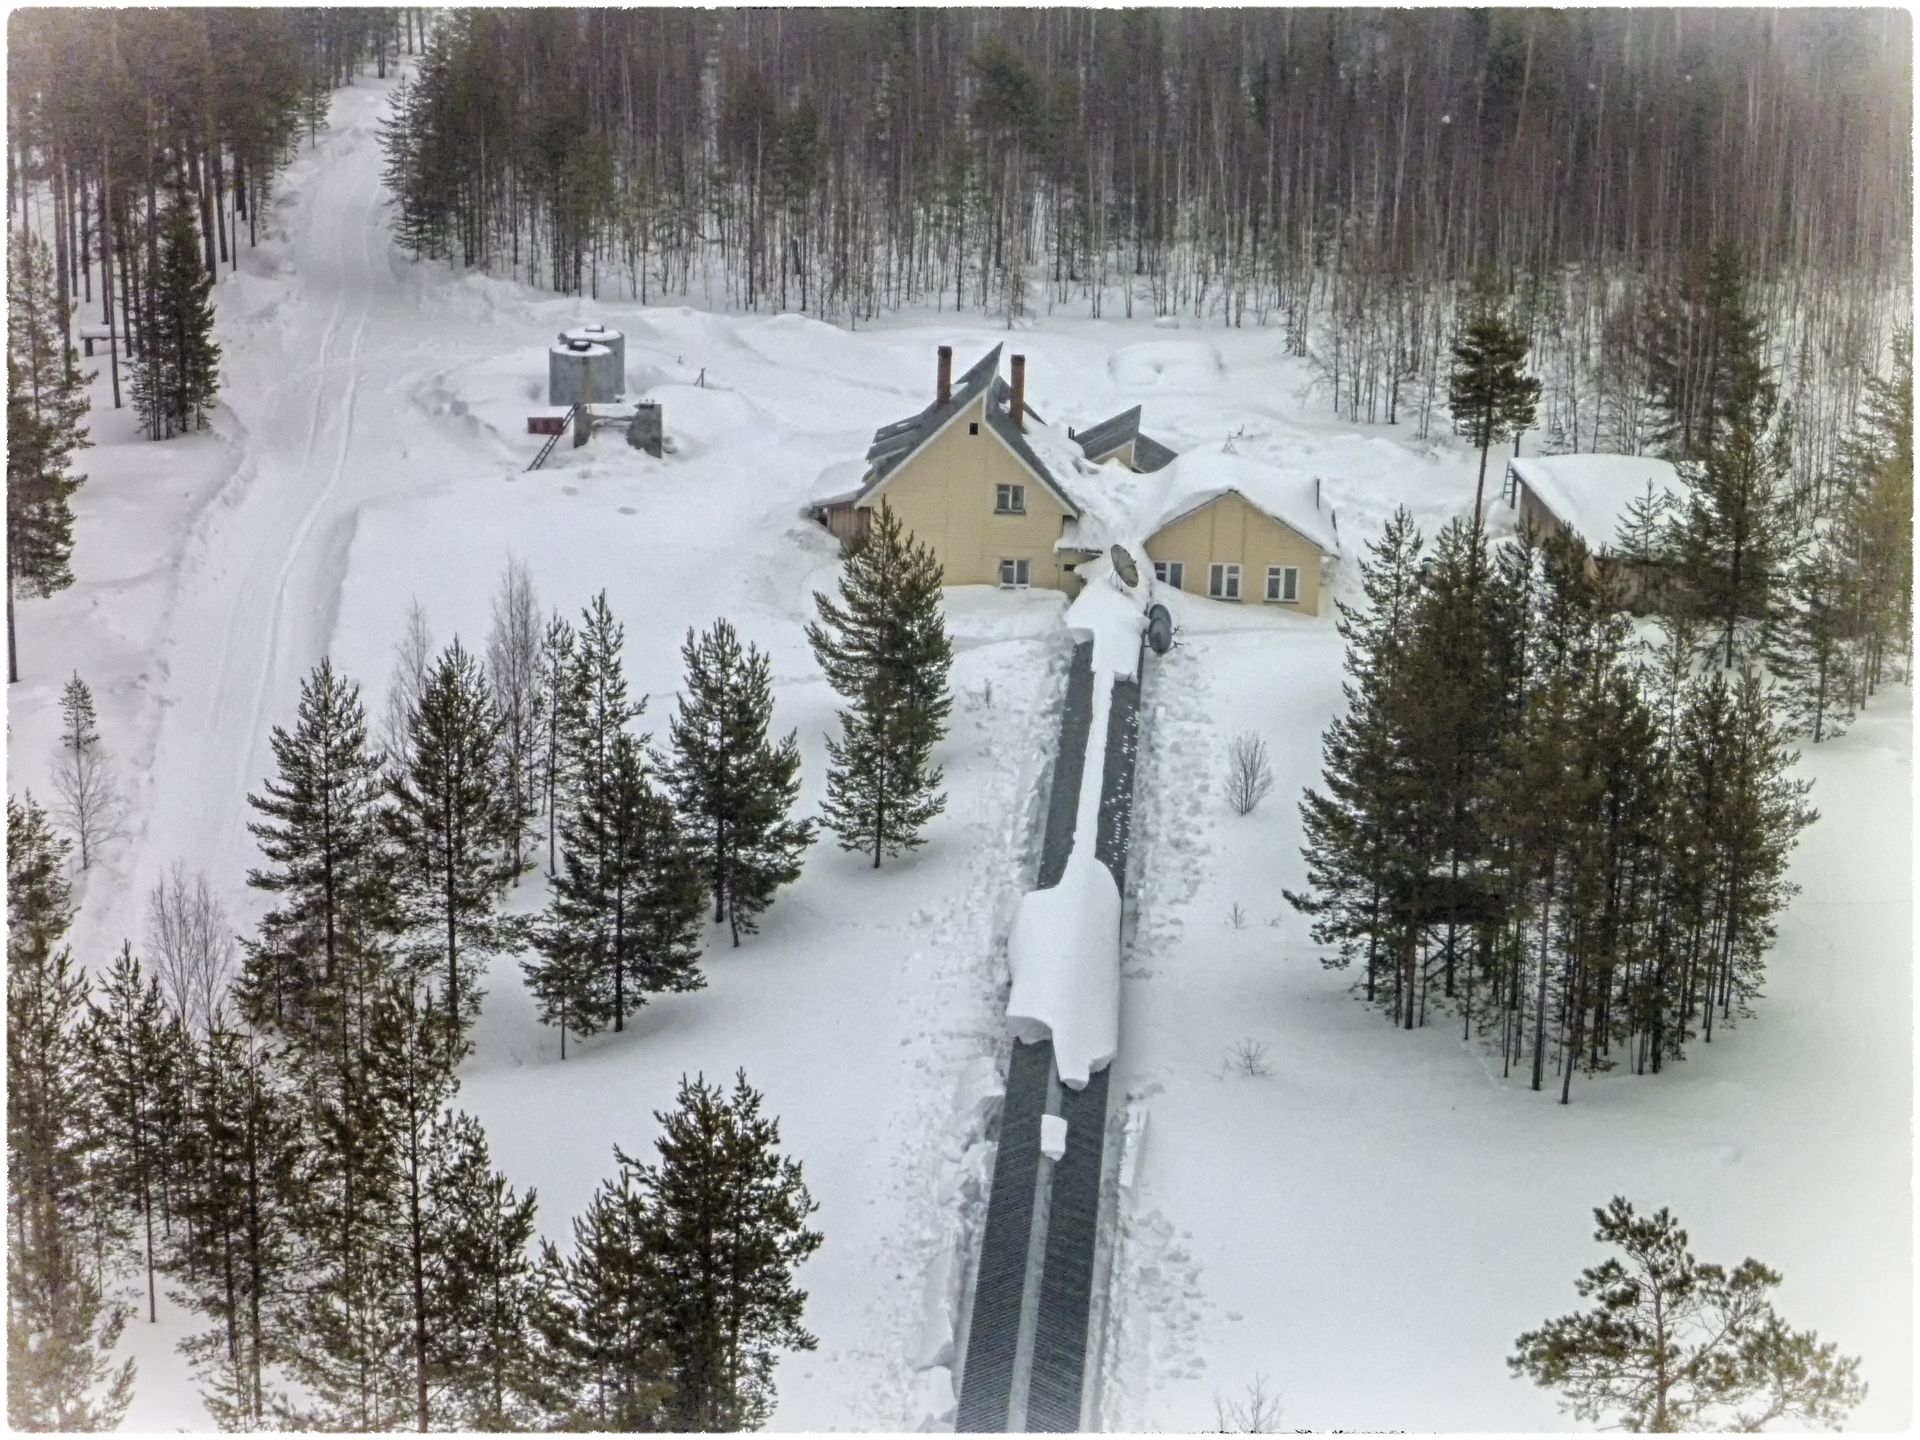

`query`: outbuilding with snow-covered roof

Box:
[1502,453,1685,609]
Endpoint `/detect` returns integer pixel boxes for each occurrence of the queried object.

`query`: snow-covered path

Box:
[109,84,495,953]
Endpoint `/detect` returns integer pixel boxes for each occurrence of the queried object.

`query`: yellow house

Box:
[808,345,1340,612]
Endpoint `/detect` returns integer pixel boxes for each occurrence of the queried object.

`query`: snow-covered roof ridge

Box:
[1507,453,1686,552]
[1060,447,1341,557]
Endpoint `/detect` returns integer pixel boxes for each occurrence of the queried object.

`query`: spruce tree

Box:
[1647,243,1767,462]
[131,176,222,440]
[666,620,814,947]
[1831,327,1913,702]
[51,671,124,869]
[807,500,953,867]
[7,926,135,1430]
[1670,344,1799,669]
[631,1071,824,1431]
[1448,281,1542,530]
[1512,1198,1865,1430]
[6,230,90,684]
[242,656,393,1034]
[386,638,519,1059]
[1286,509,1427,1006]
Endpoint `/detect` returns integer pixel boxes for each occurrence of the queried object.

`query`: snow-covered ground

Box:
[8,68,1910,1431]
[1105,618,1913,1432]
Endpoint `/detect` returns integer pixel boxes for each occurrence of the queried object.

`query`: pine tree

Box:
[423,1111,543,1430]
[1512,1197,1865,1430]
[524,593,645,1054]
[130,176,222,440]
[631,1071,824,1431]
[1766,538,1856,743]
[667,620,814,947]
[1448,281,1542,531]
[171,1018,302,1430]
[7,925,136,1430]
[541,733,705,1041]
[6,230,90,684]
[282,979,443,1431]
[1831,327,1913,703]
[241,657,394,1034]
[534,1179,674,1430]
[81,946,171,1326]
[386,638,519,1059]
[535,612,578,876]
[1670,347,1799,670]
[807,500,953,867]
[8,794,74,964]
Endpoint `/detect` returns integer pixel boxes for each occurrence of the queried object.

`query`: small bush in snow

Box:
[1228,900,1247,930]
[1230,1039,1272,1079]
[1225,731,1274,816]
[1213,1374,1284,1431]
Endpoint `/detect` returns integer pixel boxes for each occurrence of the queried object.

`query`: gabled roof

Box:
[1058,448,1341,557]
[1073,405,1179,473]
[1507,454,1685,552]
[850,345,1087,517]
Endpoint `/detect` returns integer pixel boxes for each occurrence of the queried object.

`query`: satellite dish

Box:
[1147,604,1174,656]
[1109,543,1140,588]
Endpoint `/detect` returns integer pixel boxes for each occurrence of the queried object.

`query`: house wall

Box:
[860,394,1072,589]
[1145,492,1329,615]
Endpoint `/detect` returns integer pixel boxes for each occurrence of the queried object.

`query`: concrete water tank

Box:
[548,340,620,406]
[558,323,625,396]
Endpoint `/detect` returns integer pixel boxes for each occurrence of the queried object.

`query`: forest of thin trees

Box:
[377,9,1910,490]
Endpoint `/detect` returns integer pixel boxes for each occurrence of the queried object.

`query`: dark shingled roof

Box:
[1074,405,1179,473]
[856,345,1083,515]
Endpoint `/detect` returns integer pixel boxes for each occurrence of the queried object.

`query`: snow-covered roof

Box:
[1059,447,1341,557]
[1073,405,1179,473]
[1507,454,1685,551]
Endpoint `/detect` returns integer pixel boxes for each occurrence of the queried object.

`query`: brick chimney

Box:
[936,345,953,406]
[1010,353,1027,432]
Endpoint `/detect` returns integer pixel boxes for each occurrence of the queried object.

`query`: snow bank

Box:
[1065,554,1149,682]
[1005,854,1123,1088]
[1040,1113,1069,1160]
[907,1366,958,1430]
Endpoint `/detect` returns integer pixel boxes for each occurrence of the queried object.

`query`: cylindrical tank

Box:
[548,340,620,406]
[558,323,625,397]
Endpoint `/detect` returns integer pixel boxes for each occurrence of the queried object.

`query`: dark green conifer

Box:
[807,500,953,867]
[666,620,814,947]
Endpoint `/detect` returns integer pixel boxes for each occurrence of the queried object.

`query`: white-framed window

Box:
[1208,563,1241,600]
[995,483,1026,514]
[1266,565,1300,603]
[1152,560,1185,590]
[999,558,1031,589]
